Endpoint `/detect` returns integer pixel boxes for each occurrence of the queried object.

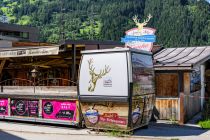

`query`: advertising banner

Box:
[121,14,156,51]
[123,27,156,51]
[132,94,155,129]
[0,99,8,116]
[82,102,128,129]
[121,35,156,43]
[11,99,39,117]
[42,100,77,121]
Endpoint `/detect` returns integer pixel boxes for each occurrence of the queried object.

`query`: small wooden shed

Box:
[154,46,210,123]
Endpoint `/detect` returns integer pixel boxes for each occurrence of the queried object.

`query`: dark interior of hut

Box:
[205,60,210,98]
[0,44,85,87]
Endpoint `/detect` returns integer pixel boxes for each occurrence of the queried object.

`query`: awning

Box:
[0,46,59,58]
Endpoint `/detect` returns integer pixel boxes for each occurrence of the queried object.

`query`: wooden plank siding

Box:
[155,73,179,97]
[155,98,179,120]
[155,73,179,120]
[186,91,201,120]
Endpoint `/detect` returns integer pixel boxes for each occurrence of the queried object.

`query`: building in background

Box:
[0,22,38,43]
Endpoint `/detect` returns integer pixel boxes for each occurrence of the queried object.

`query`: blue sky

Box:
[206,0,210,3]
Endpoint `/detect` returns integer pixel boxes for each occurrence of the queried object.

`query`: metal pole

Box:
[201,64,205,110]
[34,77,35,93]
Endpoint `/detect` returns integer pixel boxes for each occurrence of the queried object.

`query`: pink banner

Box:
[0,99,8,116]
[10,99,39,117]
[42,100,77,121]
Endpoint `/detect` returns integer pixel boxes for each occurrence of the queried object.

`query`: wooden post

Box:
[179,92,185,125]
[39,99,42,118]
[179,72,190,124]
[71,44,76,85]
[8,98,11,116]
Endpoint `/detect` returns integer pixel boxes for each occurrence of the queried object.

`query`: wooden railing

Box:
[0,78,76,86]
[36,78,77,86]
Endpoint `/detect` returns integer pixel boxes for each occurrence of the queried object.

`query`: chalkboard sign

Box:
[56,110,74,119]
[15,100,26,115]
[11,99,39,117]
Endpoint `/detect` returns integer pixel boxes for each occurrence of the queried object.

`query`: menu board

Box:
[0,99,8,116]
[11,99,39,117]
[42,100,77,121]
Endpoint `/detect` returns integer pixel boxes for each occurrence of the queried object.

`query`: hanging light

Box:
[31,68,38,78]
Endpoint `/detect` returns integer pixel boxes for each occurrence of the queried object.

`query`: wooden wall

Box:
[186,91,201,120]
[155,73,179,97]
[155,98,179,120]
[155,72,201,123]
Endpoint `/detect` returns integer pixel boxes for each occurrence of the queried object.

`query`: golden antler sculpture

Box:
[132,14,152,31]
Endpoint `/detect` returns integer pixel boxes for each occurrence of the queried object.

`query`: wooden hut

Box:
[154,46,210,124]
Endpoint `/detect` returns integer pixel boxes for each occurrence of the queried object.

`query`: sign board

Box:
[121,14,156,51]
[123,27,156,51]
[10,99,39,117]
[121,35,156,43]
[42,100,77,121]
[79,52,128,97]
[0,99,8,116]
[81,102,128,129]
[0,47,59,58]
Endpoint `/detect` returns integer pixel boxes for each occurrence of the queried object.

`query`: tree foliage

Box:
[0,0,210,47]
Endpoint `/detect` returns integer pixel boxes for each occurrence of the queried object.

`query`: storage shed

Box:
[154,46,210,123]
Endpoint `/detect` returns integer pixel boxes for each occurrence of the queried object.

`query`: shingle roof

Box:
[154,46,210,70]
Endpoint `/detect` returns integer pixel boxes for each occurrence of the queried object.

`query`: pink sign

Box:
[99,113,127,125]
[125,27,156,51]
[42,100,77,121]
[0,99,8,116]
[126,27,156,36]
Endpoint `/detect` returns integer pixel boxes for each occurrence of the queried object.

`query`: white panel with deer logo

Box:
[79,52,129,97]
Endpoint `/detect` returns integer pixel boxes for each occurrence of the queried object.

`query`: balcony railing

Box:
[0,78,77,86]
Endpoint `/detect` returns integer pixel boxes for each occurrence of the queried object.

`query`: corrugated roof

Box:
[154,46,210,70]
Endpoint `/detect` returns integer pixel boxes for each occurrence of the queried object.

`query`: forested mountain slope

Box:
[0,0,210,48]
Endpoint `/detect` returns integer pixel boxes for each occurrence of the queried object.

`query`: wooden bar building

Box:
[154,46,210,123]
[0,40,122,125]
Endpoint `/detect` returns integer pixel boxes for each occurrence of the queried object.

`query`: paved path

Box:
[0,115,209,140]
[0,121,150,140]
[134,121,209,140]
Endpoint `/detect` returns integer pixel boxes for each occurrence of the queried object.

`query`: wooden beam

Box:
[71,44,76,85]
[12,42,51,47]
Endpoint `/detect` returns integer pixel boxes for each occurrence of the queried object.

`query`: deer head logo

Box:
[88,59,111,92]
[132,14,152,32]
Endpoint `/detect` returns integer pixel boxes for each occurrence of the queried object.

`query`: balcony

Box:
[0,78,77,99]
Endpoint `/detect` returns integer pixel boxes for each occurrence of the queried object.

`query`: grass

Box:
[198,120,210,129]
[105,129,133,137]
